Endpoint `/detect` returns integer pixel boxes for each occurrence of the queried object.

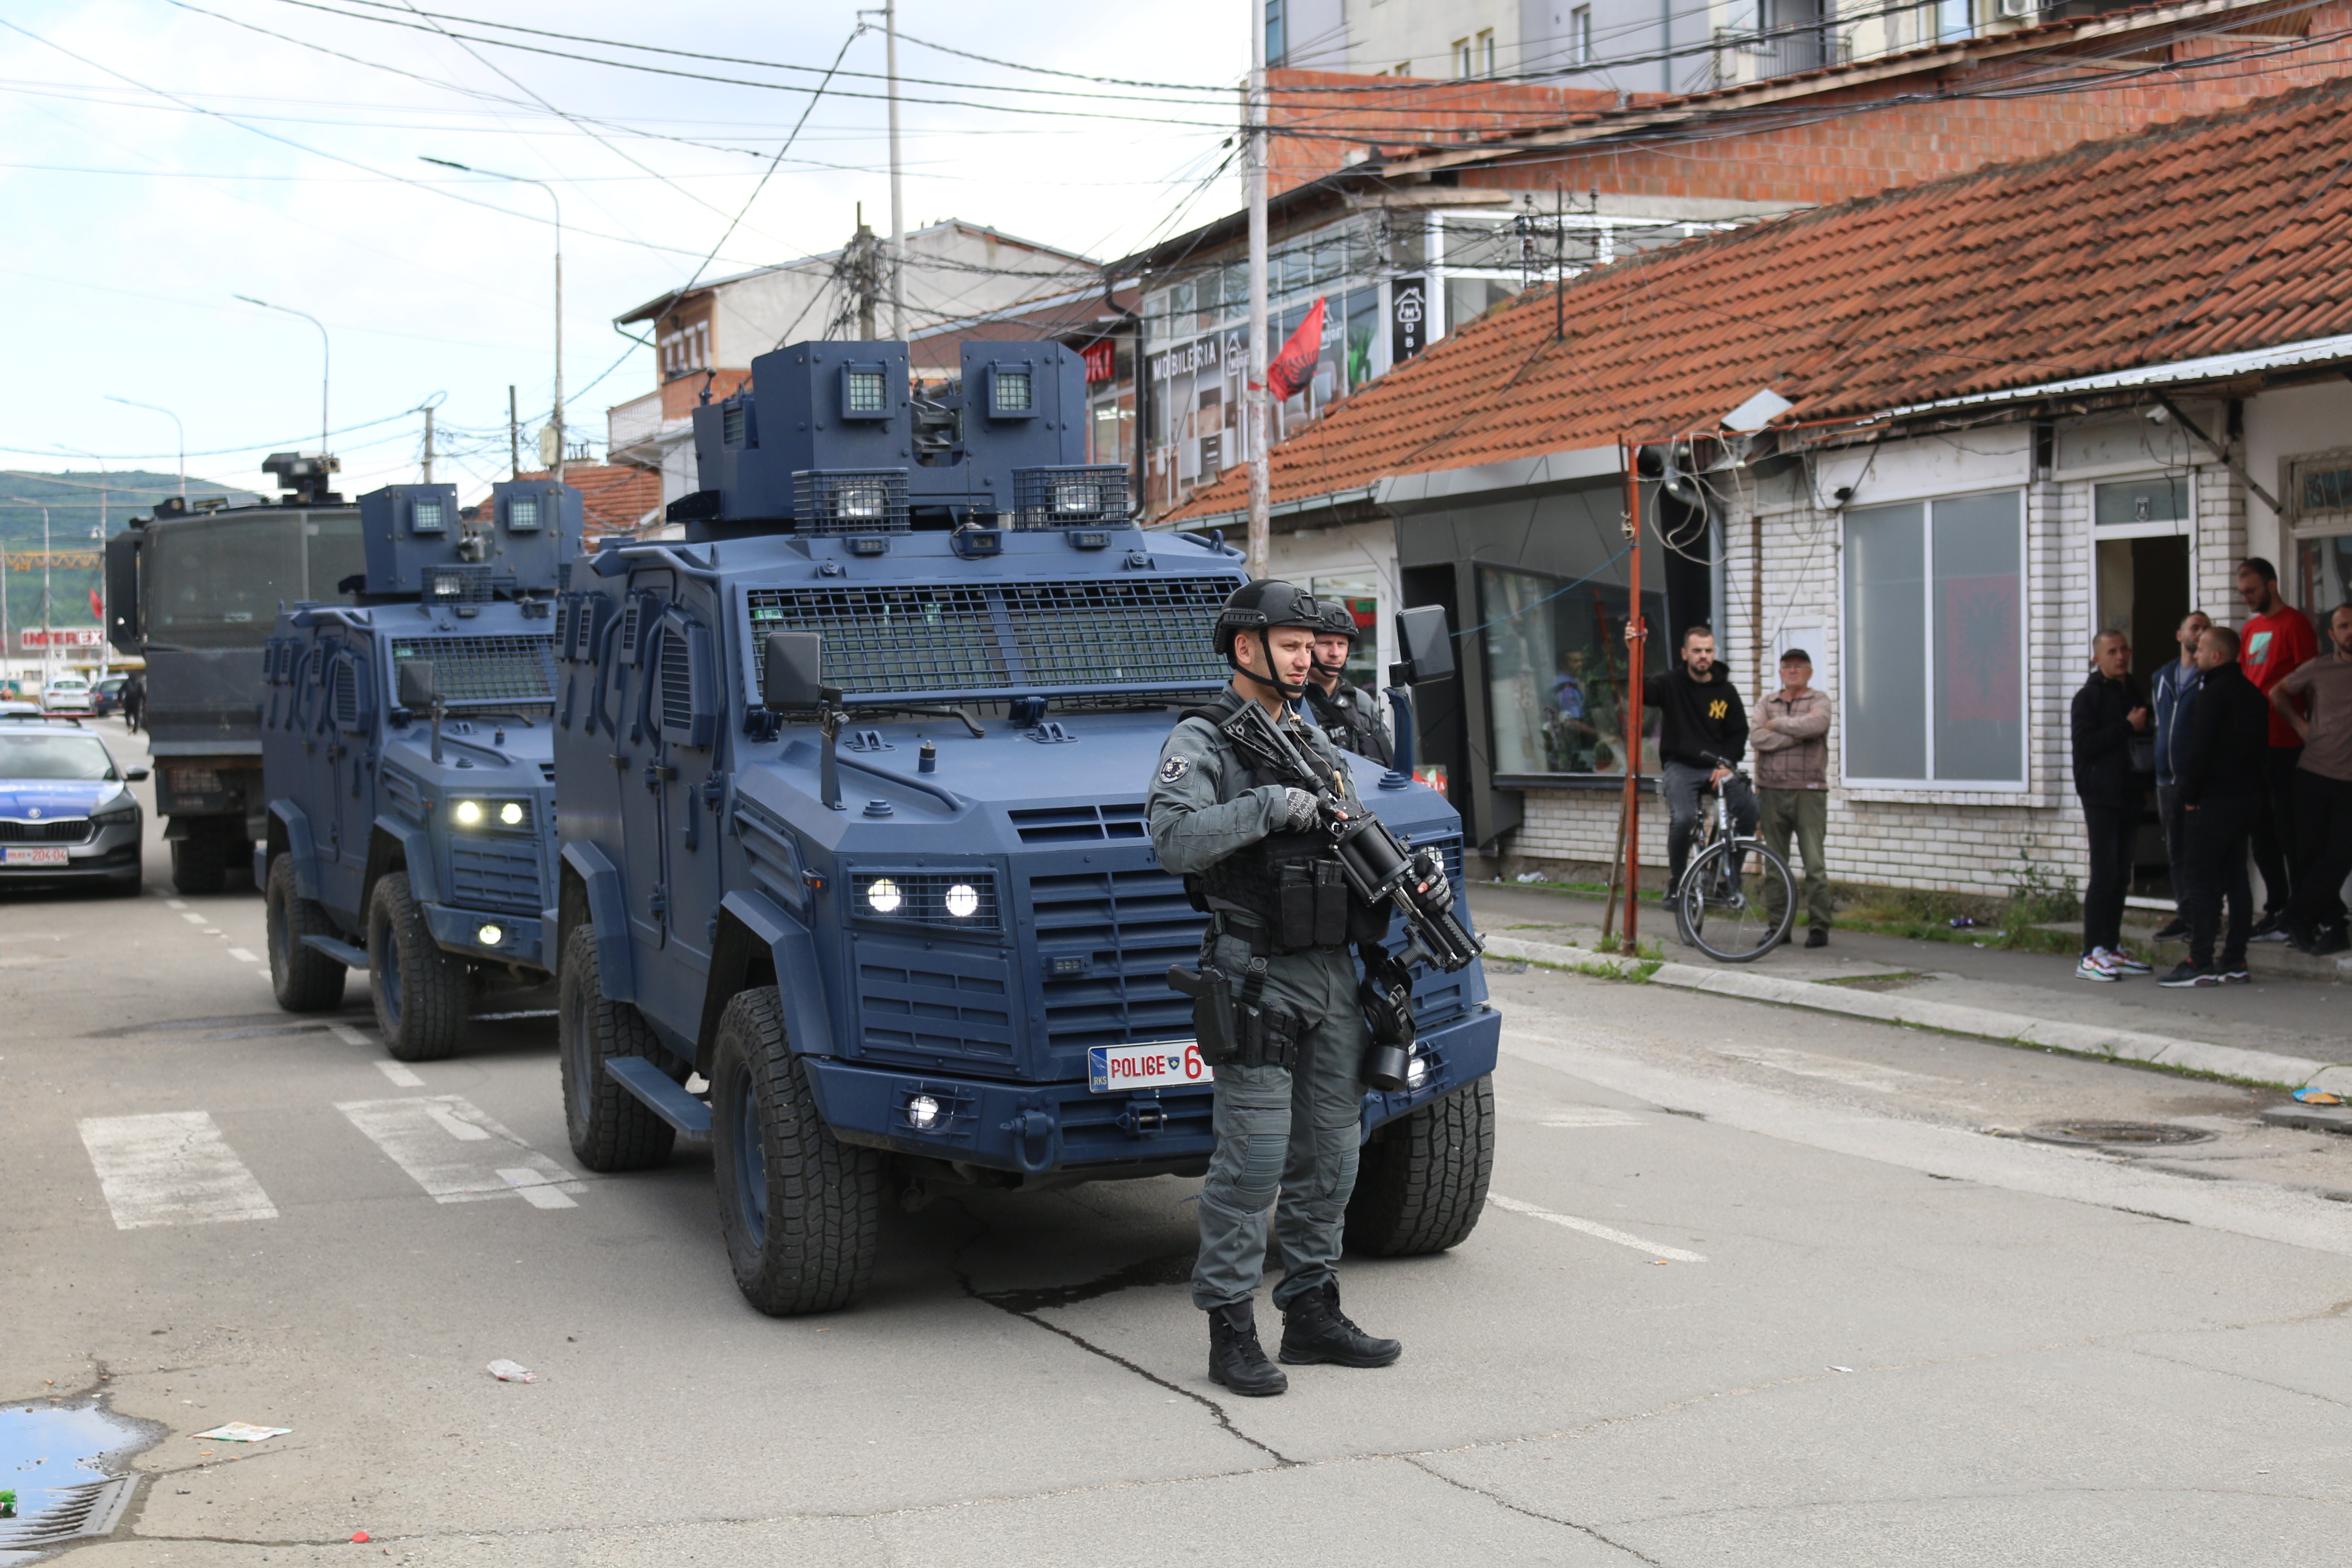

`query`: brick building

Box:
[1163,73,2352,911]
[1133,0,2352,667]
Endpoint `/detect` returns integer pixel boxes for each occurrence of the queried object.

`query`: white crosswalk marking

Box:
[227,948,260,963]
[374,1060,425,1088]
[179,912,207,925]
[337,1096,582,1207]
[78,1112,278,1230]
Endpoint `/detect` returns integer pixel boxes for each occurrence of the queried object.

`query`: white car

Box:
[40,677,92,712]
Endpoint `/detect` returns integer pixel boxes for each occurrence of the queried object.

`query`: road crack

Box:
[1401,1453,1663,1562]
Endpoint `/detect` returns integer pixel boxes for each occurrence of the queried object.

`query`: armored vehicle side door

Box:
[606,576,682,1000]
[645,591,728,987]
[323,638,376,910]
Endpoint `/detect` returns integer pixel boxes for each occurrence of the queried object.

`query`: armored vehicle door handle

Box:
[701,778,725,810]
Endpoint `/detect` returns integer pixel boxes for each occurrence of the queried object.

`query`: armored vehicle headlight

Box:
[837,482,887,520]
[864,877,903,915]
[1406,1052,1430,1088]
[453,799,484,826]
[498,801,525,827]
[906,1094,942,1131]
[1053,479,1100,514]
[477,923,505,946]
[944,883,981,919]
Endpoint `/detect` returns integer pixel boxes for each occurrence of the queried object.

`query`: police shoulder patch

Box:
[1157,754,1192,784]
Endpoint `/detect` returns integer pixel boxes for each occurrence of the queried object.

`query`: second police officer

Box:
[1303,600,1394,766]
[1147,580,1405,1397]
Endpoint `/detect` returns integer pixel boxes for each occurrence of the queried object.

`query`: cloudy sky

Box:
[1,0,1247,501]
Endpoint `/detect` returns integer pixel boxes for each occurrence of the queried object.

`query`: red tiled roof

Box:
[1171,75,2352,521]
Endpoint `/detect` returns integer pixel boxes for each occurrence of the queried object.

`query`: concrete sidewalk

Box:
[1467,882,2352,1093]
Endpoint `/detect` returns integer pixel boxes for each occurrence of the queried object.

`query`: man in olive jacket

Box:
[1751,648,1833,945]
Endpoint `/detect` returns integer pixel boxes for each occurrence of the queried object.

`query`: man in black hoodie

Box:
[1646,626,1754,898]
[2160,625,2272,986]
[2069,631,2151,982]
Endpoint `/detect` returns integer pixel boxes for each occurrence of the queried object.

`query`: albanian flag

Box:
[1266,297,1327,402]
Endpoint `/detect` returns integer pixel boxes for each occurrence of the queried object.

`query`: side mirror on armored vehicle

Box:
[1391,604,1456,687]
[762,631,835,710]
[397,661,438,709]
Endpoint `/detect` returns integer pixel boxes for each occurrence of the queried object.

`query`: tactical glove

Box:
[1281,787,1320,833]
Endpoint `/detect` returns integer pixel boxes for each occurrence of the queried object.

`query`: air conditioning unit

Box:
[1999,0,2038,18]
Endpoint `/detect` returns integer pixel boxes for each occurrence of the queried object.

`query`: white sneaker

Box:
[2075,951,2120,982]
[2097,945,2151,976]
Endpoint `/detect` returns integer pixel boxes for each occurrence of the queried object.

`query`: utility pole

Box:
[1245,0,1271,577]
[508,386,521,479]
[41,505,52,689]
[422,404,436,484]
[854,206,879,340]
[886,0,906,340]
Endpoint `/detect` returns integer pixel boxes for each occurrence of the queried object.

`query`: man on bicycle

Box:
[1646,625,1756,900]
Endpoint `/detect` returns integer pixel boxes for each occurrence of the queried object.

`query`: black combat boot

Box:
[1207,1301,1288,1396]
[1278,1279,1403,1368]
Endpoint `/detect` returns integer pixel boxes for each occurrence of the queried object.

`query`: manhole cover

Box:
[2021,1120,2215,1148]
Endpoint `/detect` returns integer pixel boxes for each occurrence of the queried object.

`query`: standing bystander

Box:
[2161,625,2269,986]
[2070,631,2153,981]
[2235,558,2318,937]
[1751,649,1833,947]
[2271,601,2352,955]
[2150,610,2211,942]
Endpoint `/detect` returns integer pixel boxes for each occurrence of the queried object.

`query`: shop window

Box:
[1479,565,1666,780]
[1841,491,2024,786]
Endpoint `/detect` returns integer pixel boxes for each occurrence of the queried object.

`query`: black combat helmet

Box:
[1313,601,1360,677]
[1215,579,1325,700]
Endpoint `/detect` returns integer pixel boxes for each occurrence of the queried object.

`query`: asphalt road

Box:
[7,720,2351,1565]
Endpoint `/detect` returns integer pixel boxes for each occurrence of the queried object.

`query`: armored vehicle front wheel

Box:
[265,854,346,1013]
[1344,1075,1495,1257]
[556,922,677,1172]
[169,827,227,896]
[366,872,465,1061]
[710,987,883,1316]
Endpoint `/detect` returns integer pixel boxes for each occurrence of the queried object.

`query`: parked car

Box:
[40,676,93,713]
[0,700,41,719]
[0,717,146,893]
[91,675,128,716]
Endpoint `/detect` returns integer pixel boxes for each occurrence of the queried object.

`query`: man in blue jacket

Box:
[2161,625,2272,986]
[2070,631,2152,982]
[2150,610,2211,942]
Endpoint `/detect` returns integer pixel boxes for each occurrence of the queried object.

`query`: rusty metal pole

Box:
[1620,435,1647,947]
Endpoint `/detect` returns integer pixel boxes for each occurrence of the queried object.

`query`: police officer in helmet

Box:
[1303,601,1393,766]
[1146,579,1403,1397]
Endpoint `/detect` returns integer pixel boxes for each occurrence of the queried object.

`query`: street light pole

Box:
[424,158,563,481]
[234,295,331,453]
[1245,0,1271,577]
[104,396,185,500]
[886,0,906,342]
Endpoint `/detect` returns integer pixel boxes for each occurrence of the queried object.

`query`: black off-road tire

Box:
[557,921,677,1172]
[366,872,465,1062]
[265,854,346,1012]
[169,828,226,896]
[1344,1075,1496,1257]
[710,986,882,1316]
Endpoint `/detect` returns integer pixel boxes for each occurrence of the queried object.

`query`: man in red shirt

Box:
[2236,557,2319,938]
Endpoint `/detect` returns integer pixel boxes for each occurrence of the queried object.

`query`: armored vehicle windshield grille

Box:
[389,635,556,704]
[746,576,1232,701]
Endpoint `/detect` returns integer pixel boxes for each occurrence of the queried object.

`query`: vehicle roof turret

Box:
[355,478,580,600]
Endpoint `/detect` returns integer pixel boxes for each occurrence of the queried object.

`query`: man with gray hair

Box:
[1751,647,1833,946]
[2070,629,2152,981]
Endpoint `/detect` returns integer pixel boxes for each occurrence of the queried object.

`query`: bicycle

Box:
[1670,753,1795,963]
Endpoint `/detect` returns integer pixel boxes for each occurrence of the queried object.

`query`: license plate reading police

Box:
[1087,1041,1212,1093]
[3,847,68,866]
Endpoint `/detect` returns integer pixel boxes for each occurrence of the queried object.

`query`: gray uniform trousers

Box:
[1191,929,1368,1311]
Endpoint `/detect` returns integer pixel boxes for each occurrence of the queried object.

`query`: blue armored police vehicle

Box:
[552,338,1499,1314]
[259,478,582,1060]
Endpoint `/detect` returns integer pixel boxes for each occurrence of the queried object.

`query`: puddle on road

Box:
[0,1399,161,1563]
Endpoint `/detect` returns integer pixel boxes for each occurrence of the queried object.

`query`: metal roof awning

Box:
[1879,332,2352,420]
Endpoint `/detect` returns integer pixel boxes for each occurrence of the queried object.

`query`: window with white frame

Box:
[1841,490,2026,786]
[1571,6,1593,61]
[1478,29,1496,74]
[1454,37,1473,76]
[2291,447,2352,609]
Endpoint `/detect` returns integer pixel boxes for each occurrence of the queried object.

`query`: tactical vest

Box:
[1176,691,1386,953]
[1306,680,1390,765]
